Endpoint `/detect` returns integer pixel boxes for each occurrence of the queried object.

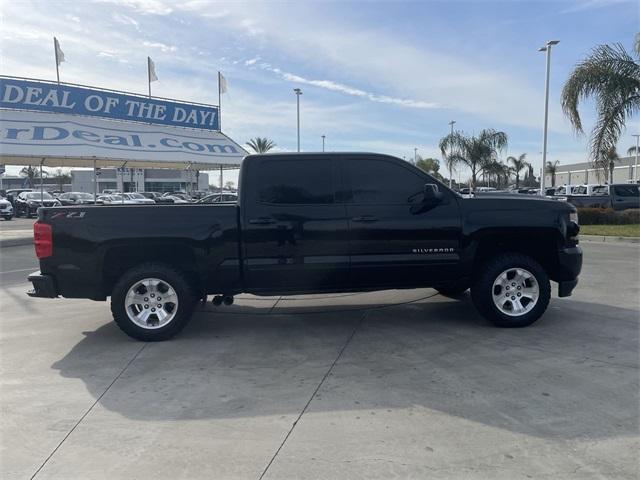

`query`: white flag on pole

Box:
[54,37,65,65]
[148,57,158,82]
[219,72,228,94]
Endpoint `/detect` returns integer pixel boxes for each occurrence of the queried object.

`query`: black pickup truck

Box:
[28,153,582,341]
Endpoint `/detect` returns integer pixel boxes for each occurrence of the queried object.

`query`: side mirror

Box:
[411,184,443,214]
[423,184,443,203]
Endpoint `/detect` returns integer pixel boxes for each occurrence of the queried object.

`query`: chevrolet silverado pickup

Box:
[27,153,582,341]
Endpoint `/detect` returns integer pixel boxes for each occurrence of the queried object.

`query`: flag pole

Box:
[218,71,222,131]
[147,57,152,98]
[53,37,60,84]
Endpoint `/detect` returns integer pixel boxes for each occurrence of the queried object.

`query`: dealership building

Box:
[544,155,638,187]
[71,168,209,193]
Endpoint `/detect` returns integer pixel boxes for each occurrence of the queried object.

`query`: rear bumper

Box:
[26,271,58,298]
[556,246,583,297]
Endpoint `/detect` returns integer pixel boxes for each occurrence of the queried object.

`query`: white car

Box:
[98,194,137,205]
[0,197,14,220]
[122,193,156,204]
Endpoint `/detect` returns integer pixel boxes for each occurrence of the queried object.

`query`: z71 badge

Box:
[51,211,86,219]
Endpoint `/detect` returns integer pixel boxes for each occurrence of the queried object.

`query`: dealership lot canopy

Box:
[0,110,246,170]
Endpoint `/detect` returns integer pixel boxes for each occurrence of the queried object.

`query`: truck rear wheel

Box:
[111,263,197,341]
[471,253,550,328]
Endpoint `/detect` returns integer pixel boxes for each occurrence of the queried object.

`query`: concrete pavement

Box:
[1,243,638,479]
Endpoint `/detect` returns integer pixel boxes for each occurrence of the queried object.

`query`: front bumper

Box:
[556,246,583,297]
[26,271,58,298]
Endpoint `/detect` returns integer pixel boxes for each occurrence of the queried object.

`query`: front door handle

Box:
[249,217,276,225]
[352,215,379,223]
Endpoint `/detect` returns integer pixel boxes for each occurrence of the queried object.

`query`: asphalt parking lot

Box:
[1,241,638,480]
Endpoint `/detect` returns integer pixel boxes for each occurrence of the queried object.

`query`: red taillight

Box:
[34,222,52,258]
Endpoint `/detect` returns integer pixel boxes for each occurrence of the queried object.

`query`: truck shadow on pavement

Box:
[51,293,639,442]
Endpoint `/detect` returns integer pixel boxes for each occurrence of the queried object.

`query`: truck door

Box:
[242,156,349,293]
[611,184,640,211]
[343,156,463,289]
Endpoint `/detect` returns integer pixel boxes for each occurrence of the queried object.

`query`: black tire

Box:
[111,263,197,341]
[3,216,12,221]
[471,253,550,328]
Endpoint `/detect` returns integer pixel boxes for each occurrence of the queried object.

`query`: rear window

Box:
[256,159,334,204]
[25,192,53,199]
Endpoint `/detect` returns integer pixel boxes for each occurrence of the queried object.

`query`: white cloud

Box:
[142,41,177,53]
[93,0,173,15]
[112,13,140,31]
[560,0,632,14]
[255,63,441,109]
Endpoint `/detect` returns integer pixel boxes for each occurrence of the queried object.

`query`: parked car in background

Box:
[139,192,174,204]
[0,196,14,220]
[4,188,34,206]
[58,192,96,206]
[197,193,238,203]
[565,183,639,210]
[162,192,192,202]
[97,194,137,205]
[15,191,60,217]
[122,193,156,205]
[163,195,190,204]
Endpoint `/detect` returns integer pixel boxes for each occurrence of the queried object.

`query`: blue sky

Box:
[1,0,638,184]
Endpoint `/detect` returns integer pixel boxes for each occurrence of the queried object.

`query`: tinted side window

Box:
[346,159,426,204]
[613,185,639,197]
[257,159,334,204]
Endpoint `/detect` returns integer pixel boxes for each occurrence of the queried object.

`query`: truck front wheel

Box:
[111,263,197,341]
[471,253,550,328]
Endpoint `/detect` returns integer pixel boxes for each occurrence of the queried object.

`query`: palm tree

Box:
[561,37,639,164]
[545,160,560,187]
[506,153,529,188]
[19,165,48,188]
[439,129,508,190]
[602,146,619,182]
[246,137,276,154]
[627,145,638,156]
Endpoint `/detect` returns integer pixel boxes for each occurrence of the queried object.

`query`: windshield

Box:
[76,193,93,199]
[26,192,53,199]
[129,193,145,199]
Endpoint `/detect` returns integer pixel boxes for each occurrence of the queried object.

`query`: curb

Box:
[0,236,33,248]
[580,234,640,244]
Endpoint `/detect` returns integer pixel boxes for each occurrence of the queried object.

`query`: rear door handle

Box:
[249,217,276,225]
[352,215,379,223]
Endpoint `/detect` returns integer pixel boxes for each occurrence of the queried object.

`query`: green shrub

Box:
[577,208,640,225]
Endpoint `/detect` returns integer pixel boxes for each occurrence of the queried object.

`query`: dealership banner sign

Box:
[0,111,245,168]
[0,77,220,131]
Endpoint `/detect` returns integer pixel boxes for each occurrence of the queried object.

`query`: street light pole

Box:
[632,134,640,183]
[294,88,302,152]
[448,120,456,188]
[414,147,418,164]
[321,135,325,152]
[539,40,559,196]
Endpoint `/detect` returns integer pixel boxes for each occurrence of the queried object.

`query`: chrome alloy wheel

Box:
[491,267,539,317]
[125,278,179,329]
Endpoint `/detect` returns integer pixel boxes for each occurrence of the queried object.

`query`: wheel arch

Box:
[470,227,564,281]
[101,241,203,298]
